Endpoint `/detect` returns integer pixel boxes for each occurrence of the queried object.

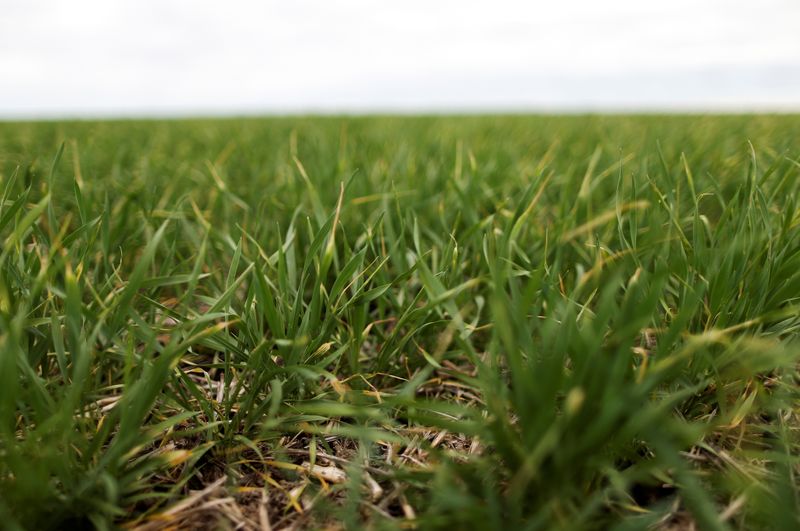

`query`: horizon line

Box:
[3,105,800,122]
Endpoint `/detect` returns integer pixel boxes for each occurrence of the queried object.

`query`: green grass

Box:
[0,115,799,530]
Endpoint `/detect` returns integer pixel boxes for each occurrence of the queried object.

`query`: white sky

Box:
[1,0,799,117]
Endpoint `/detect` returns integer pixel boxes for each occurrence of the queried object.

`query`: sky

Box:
[1,0,799,117]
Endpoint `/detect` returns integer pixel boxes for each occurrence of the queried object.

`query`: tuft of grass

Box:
[0,115,799,529]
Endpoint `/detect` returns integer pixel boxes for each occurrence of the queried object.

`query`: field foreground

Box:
[0,115,799,529]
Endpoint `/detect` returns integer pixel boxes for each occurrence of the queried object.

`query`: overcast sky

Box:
[2,0,799,117]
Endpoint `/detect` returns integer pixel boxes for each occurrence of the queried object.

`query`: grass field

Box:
[1,115,799,530]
